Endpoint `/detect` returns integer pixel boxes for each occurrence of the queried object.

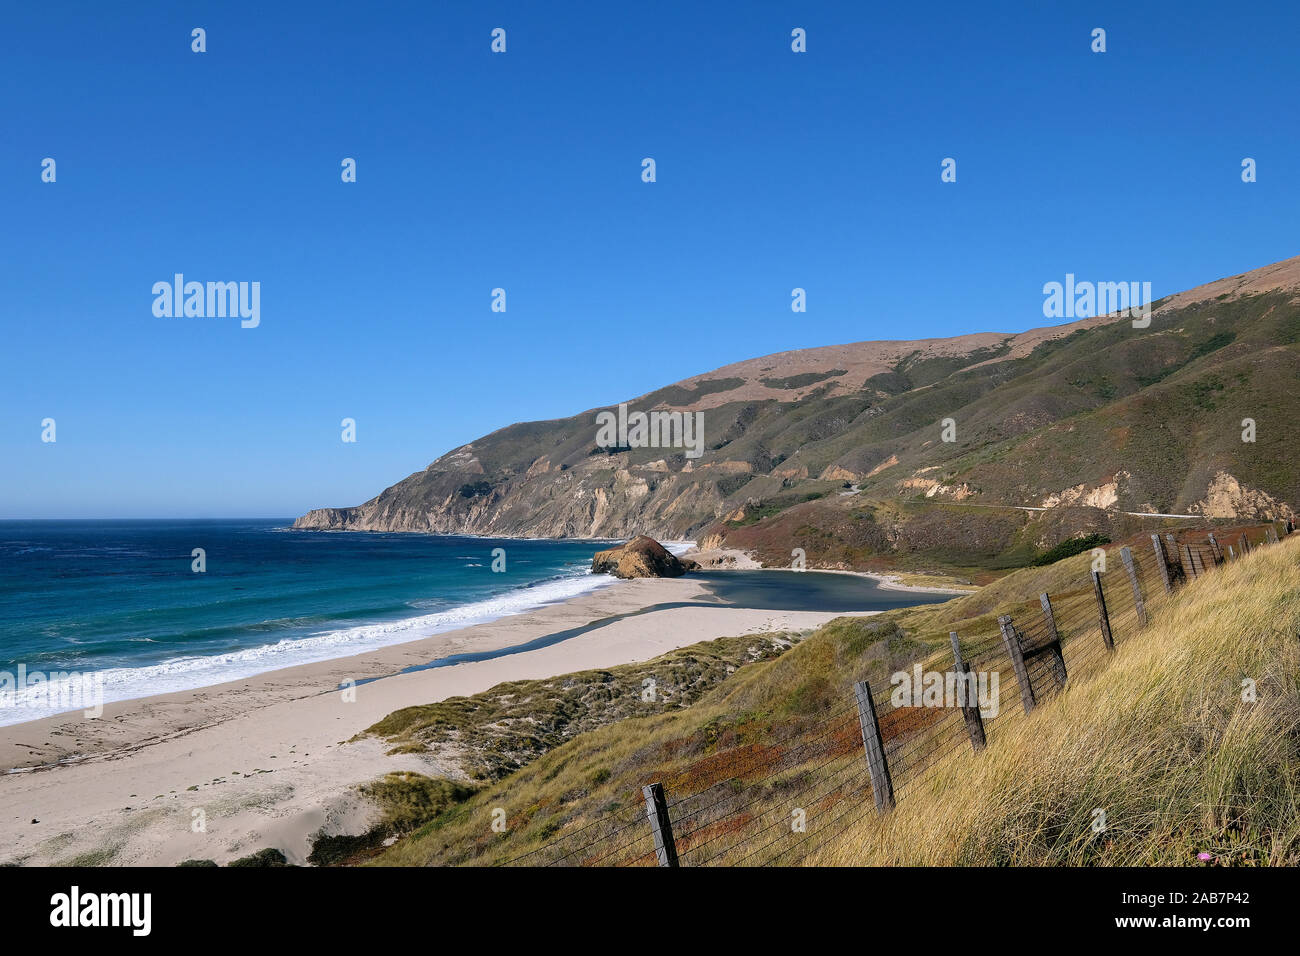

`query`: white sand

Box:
[0,575,893,867]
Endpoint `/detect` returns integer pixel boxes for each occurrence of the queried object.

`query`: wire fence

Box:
[498,520,1292,867]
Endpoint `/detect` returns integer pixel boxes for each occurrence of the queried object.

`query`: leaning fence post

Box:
[1183,544,1198,579]
[1151,534,1173,593]
[853,681,895,812]
[1240,533,1251,555]
[1038,593,1068,685]
[641,783,679,867]
[949,631,985,751]
[1266,525,1279,544]
[998,615,1036,715]
[1091,570,1115,651]
[1166,533,1186,582]
[1121,546,1147,626]
[955,661,987,752]
[1207,532,1223,564]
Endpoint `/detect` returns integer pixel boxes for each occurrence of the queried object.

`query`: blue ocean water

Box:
[0,519,615,724]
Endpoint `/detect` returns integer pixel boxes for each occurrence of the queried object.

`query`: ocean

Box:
[0,519,617,725]
[0,519,953,727]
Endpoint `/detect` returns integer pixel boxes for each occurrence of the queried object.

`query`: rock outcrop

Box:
[1193,472,1298,522]
[591,536,699,579]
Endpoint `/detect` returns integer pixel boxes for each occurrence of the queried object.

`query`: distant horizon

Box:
[0,515,297,522]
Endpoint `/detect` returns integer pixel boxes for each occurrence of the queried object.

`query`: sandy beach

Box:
[0,564,949,867]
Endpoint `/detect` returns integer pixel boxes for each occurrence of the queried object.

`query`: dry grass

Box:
[891,572,978,590]
[808,536,1300,865]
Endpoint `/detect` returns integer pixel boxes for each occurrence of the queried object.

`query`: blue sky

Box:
[3,0,1297,518]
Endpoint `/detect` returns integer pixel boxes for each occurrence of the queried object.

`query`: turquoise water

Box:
[0,519,614,724]
[0,519,954,726]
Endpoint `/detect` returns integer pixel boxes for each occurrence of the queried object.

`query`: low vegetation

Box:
[365,632,804,781]
[308,773,479,866]
[1032,532,1111,565]
[226,848,289,868]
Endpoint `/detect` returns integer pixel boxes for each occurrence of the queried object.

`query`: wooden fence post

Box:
[642,782,679,867]
[853,681,895,812]
[955,661,987,752]
[1266,525,1279,544]
[1183,544,1198,579]
[1228,544,1236,560]
[948,631,986,751]
[998,615,1036,715]
[1206,532,1223,564]
[1165,533,1186,582]
[1240,533,1251,555]
[1121,546,1147,626]
[1038,593,1068,685]
[1091,570,1115,651]
[1151,534,1173,593]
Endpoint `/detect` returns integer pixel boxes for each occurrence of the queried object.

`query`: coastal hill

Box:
[295,255,1300,565]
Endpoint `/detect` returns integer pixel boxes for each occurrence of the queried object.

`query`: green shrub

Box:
[1033,534,1111,566]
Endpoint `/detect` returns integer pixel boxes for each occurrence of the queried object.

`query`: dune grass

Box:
[890,572,978,590]
[808,535,1300,865]
[364,631,804,781]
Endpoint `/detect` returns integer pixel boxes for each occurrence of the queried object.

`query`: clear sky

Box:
[3,0,1297,518]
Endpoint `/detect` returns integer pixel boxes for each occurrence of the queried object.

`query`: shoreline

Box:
[838,569,976,595]
[0,538,703,730]
[684,546,975,594]
[0,569,621,730]
[0,560,959,867]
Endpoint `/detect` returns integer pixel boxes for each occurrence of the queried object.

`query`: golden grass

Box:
[808,536,1300,865]
[892,572,978,590]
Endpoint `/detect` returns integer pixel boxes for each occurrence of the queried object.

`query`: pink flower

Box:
[1197,852,1213,862]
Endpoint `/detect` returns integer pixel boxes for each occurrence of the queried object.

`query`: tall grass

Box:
[810,536,1300,865]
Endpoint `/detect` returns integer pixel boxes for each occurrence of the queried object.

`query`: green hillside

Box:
[296,258,1300,572]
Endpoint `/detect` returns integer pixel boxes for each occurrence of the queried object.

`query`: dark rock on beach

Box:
[591,535,698,579]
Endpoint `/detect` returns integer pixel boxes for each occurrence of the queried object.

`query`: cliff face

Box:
[295,255,1300,549]
[294,459,728,539]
